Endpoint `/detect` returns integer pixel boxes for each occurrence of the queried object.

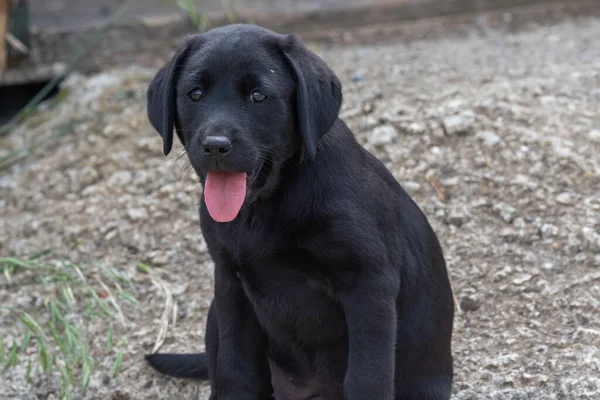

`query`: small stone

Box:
[542,262,554,270]
[494,203,517,223]
[589,129,600,142]
[136,137,161,152]
[22,220,40,237]
[440,177,459,187]
[574,253,587,263]
[403,181,421,192]
[512,217,526,228]
[442,110,476,135]
[499,228,518,242]
[359,115,379,130]
[158,183,178,198]
[102,125,115,136]
[556,192,576,205]
[149,253,169,266]
[447,212,467,227]
[107,171,133,187]
[460,297,481,312]
[581,227,600,252]
[127,207,148,221]
[512,174,539,190]
[473,156,487,168]
[406,122,425,135]
[397,122,426,135]
[512,273,533,285]
[494,265,513,281]
[111,390,131,400]
[476,130,501,147]
[104,229,118,241]
[370,124,398,145]
[79,167,100,187]
[540,224,559,238]
[351,73,365,83]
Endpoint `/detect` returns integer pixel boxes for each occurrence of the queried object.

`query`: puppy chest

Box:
[238,266,346,342]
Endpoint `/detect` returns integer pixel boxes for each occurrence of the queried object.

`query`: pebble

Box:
[460,297,481,312]
[79,166,100,187]
[494,265,514,281]
[494,203,518,223]
[539,224,559,238]
[370,124,398,145]
[351,73,365,83]
[447,212,468,227]
[581,227,600,252]
[126,207,148,221]
[476,130,501,147]
[107,171,133,187]
[499,227,518,242]
[542,262,555,270]
[442,110,476,135]
[403,181,422,192]
[513,273,533,285]
[397,122,426,135]
[556,192,577,205]
[148,252,169,266]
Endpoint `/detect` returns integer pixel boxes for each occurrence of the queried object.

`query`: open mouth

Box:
[203,158,270,223]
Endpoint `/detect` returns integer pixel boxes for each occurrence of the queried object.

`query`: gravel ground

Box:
[1,14,600,400]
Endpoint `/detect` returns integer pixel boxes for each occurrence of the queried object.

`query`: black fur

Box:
[146,23,454,400]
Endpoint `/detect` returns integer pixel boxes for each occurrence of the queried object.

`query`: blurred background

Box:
[1,0,599,399]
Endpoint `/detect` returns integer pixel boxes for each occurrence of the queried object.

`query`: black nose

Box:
[202,136,232,156]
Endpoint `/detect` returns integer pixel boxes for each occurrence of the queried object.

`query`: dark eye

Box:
[187,87,203,101]
[250,91,267,103]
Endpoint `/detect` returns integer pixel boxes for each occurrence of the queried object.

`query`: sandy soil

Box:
[1,14,599,400]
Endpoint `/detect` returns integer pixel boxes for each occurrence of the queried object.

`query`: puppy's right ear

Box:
[147,37,196,156]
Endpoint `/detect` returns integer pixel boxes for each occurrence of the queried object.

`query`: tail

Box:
[145,353,209,380]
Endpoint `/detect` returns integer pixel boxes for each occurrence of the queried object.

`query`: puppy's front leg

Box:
[340,284,397,400]
[213,257,271,400]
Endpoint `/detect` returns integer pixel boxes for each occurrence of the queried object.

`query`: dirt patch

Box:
[1,15,600,400]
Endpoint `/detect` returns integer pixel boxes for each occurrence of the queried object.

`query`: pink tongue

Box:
[204,171,247,222]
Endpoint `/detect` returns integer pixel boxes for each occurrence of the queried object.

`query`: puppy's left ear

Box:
[281,35,342,160]
[147,37,197,156]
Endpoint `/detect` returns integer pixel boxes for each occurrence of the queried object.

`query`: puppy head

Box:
[147,24,342,221]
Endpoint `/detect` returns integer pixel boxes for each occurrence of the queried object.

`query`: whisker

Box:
[165,149,196,181]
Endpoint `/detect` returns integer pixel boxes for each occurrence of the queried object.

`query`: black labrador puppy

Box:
[145,24,454,400]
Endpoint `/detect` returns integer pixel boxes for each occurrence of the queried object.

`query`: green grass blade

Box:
[106,323,114,352]
[20,312,46,340]
[27,249,53,260]
[20,330,32,352]
[136,263,152,274]
[25,359,32,383]
[81,356,92,389]
[118,291,139,304]
[110,349,124,378]
[39,340,52,373]
[4,340,18,370]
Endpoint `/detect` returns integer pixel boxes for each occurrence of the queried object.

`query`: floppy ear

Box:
[147,38,196,156]
[282,35,343,160]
